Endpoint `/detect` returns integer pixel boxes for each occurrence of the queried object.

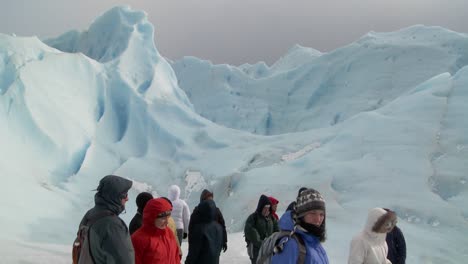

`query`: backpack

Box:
[72,211,115,264]
[256,230,306,264]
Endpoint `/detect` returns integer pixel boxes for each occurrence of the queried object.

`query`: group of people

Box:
[75,175,228,264]
[75,175,406,264]
[244,187,406,264]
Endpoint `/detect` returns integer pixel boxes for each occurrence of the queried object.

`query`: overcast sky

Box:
[1,0,467,65]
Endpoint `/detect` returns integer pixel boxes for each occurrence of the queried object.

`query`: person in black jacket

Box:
[385,208,406,264]
[185,199,223,264]
[189,189,228,252]
[77,175,134,264]
[129,192,153,234]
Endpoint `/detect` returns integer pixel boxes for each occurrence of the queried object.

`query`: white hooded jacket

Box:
[168,185,191,232]
[348,208,392,264]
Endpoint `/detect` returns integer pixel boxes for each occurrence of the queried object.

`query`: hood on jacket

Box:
[94,175,132,215]
[200,189,214,202]
[136,192,153,213]
[372,208,397,233]
[268,196,279,205]
[365,207,393,233]
[198,199,217,223]
[279,210,295,231]
[168,185,181,201]
[256,194,272,214]
[142,198,173,229]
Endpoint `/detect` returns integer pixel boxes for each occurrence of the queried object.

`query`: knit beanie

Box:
[136,192,153,213]
[295,188,326,218]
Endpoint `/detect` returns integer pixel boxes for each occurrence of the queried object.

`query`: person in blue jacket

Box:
[271,188,329,264]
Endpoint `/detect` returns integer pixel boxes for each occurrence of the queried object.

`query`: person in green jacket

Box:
[77,175,135,264]
[244,194,279,264]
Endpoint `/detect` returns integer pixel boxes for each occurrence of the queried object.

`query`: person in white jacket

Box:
[168,185,191,246]
[348,207,397,264]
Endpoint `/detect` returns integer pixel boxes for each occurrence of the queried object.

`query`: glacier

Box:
[0,6,467,263]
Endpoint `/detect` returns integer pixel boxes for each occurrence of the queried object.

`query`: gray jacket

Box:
[78,175,134,264]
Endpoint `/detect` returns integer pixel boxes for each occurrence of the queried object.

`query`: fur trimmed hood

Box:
[363,207,397,243]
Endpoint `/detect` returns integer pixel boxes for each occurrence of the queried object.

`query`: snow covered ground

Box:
[0,6,467,264]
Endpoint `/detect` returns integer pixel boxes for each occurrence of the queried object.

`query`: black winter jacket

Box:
[129,212,142,235]
[185,200,223,264]
[386,225,406,264]
[188,189,227,247]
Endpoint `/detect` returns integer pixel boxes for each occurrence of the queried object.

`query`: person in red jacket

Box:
[268,196,279,220]
[131,197,181,264]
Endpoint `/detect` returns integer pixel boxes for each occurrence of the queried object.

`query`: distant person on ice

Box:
[271,188,329,264]
[131,197,180,264]
[129,192,153,235]
[77,175,134,264]
[244,194,279,264]
[185,199,224,264]
[168,184,191,246]
[348,207,396,264]
[189,189,228,252]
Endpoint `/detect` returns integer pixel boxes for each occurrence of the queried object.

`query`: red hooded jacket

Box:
[268,196,279,220]
[131,198,180,264]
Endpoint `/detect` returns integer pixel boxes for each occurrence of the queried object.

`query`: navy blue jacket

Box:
[386,225,406,264]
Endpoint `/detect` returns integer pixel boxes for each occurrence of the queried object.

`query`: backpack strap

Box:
[274,227,306,264]
[291,233,306,264]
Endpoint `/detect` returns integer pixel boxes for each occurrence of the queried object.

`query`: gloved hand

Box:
[183,232,188,239]
[222,243,228,252]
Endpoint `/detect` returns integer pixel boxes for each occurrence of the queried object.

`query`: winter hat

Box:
[295,188,325,218]
[297,187,308,196]
[136,192,153,213]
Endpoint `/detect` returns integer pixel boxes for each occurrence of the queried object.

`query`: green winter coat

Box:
[244,194,279,260]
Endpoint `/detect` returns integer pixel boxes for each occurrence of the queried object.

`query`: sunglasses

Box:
[120,193,128,199]
[157,210,172,218]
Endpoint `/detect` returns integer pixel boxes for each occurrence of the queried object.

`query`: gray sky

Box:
[1,0,467,65]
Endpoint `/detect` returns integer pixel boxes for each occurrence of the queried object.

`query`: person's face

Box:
[206,196,213,201]
[303,209,325,227]
[261,205,271,217]
[121,193,129,206]
[271,204,278,212]
[154,215,170,229]
[378,216,397,233]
